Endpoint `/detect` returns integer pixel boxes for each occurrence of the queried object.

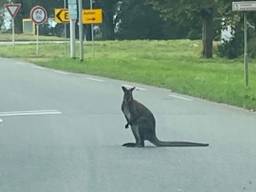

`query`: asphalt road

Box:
[0,58,255,192]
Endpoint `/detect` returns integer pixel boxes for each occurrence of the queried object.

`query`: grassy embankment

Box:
[0,39,255,110]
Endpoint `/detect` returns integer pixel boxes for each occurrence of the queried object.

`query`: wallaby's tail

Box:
[150,135,209,147]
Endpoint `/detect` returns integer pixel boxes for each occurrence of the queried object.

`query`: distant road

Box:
[0,58,256,192]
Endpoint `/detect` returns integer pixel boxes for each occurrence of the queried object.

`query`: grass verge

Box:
[0,40,255,110]
[0,33,66,41]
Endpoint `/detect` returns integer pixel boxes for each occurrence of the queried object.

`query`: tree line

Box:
[1,0,256,58]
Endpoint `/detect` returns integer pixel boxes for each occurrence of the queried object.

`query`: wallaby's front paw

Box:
[125,123,129,128]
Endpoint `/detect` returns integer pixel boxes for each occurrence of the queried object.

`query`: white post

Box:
[90,0,95,57]
[244,13,248,87]
[12,18,15,47]
[78,0,84,61]
[70,19,76,58]
[90,0,94,41]
[36,24,39,56]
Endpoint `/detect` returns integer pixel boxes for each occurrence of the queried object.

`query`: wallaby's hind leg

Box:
[122,125,145,147]
[122,143,137,147]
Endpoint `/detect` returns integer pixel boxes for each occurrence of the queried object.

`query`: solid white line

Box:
[121,84,147,91]
[168,94,193,102]
[86,77,104,82]
[0,110,62,117]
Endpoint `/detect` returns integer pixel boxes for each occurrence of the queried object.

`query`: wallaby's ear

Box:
[131,87,136,92]
[122,86,127,92]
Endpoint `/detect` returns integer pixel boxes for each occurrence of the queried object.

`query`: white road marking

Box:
[51,70,70,75]
[168,94,193,101]
[0,110,62,117]
[86,77,104,82]
[0,118,3,123]
[32,65,46,70]
[121,84,147,91]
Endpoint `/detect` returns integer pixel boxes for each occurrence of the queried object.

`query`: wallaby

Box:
[121,86,209,147]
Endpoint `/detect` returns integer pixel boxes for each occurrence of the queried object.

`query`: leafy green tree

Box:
[94,0,118,40]
[115,0,165,40]
[145,0,232,58]
[12,0,63,33]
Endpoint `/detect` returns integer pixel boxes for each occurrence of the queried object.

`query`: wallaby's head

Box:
[122,86,135,102]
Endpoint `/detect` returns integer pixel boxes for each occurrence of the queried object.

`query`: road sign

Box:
[55,9,69,23]
[55,8,103,24]
[232,1,256,87]
[232,1,256,11]
[83,9,102,24]
[4,3,21,18]
[30,6,48,24]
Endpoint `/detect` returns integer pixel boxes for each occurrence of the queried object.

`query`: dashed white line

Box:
[86,77,104,82]
[0,110,62,117]
[0,118,3,123]
[121,84,147,91]
[168,94,193,102]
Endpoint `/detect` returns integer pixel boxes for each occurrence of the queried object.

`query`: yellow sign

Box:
[55,8,103,24]
[55,8,69,23]
[83,9,102,24]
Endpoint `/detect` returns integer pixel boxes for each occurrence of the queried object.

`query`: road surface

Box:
[0,58,255,192]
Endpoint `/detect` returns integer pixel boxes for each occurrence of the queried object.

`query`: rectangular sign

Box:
[232,1,256,11]
[55,8,103,24]
[55,8,69,23]
[83,9,102,24]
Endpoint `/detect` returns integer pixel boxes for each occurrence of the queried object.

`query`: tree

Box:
[94,0,119,40]
[145,0,230,58]
[12,0,63,33]
[115,0,165,40]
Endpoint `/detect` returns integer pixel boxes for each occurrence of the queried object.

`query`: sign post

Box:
[4,3,21,47]
[89,0,94,43]
[78,0,84,61]
[30,6,48,56]
[68,0,78,59]
[232,1,256,87]
[54,6,103,60]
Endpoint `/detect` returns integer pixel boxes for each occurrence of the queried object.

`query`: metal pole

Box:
[12,18,15,47]
[89,0,95,57]
[36,24,39,56]
[70,19,76,58]
[78,0,84,61]
[64,0,68,54]
[90,0,94,41]
[244,13,249,87]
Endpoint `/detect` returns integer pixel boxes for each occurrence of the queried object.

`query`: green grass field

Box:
[0,33,66,41]
[0,40,255,110]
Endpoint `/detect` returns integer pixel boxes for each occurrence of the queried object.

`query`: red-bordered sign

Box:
[4,3,21,18]
[30,5,48,24]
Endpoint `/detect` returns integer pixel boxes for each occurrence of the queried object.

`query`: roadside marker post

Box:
[30,6,48,56]
[4,3,21,47]
[232,1,256,87]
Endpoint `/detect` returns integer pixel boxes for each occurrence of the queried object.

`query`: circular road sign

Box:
[30,5,48,24]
